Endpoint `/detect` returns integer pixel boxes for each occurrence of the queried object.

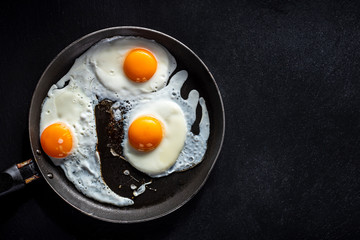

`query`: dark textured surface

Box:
[1,0,360,239]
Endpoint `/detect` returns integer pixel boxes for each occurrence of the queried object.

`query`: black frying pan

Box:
[0,26,225,223]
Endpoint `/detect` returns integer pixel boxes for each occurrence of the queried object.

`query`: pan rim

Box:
[29,26,225,223]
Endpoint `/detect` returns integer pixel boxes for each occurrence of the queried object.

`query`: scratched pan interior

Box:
[29,26,225,223]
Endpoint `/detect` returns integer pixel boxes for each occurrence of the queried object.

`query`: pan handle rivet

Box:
[36,149,42,155]
[47,173,53,179]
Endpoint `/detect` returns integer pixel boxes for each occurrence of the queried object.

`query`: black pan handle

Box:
[0,159,40,197]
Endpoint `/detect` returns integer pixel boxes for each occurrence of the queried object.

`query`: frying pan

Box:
[0,26,225,223]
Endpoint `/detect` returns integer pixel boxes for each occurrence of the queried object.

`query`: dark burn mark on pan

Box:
[94,99,200,208]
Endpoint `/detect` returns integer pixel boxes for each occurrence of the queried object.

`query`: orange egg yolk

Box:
[40,123,73,158]
[123,48,157,83]
[128,116,163,152]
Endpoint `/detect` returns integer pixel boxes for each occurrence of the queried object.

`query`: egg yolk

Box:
[128,116,163,152]
[40,123,73,158]
[123,48,157,83]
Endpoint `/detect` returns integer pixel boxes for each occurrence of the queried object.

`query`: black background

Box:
[1,0,360,239]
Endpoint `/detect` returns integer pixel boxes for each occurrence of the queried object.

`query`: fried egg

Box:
[39,36,210,207]
[40,82,133,206]
[88,36,177,96]
[40,83,94,164]
[119,71,210,177]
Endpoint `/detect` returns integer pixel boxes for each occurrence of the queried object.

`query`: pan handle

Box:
[0,159,40,197]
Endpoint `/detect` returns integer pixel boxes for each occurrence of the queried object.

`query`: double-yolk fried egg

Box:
[39,36,210,207]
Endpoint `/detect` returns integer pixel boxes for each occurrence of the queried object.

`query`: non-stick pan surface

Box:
[29,26,225,223]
